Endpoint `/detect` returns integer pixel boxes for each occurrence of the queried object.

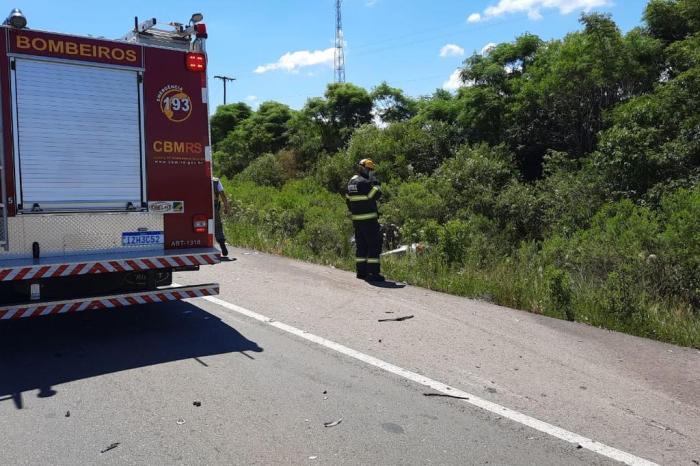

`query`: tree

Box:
[644,0,692,42]
[214,101,295,177]
[210,102,252,145]
[286,112,325,172]
[302,83,373,153]
[415,90,461,124]
[455,86,506,146]
[371,82,418,123]
[504,14,661,177]
[324,83,373,129]
[591,66,700,201]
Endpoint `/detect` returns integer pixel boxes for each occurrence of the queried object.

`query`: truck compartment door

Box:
[11,58,144,212]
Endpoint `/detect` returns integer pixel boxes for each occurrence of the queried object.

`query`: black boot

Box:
[366,274,386,282]
[220,242,229,257]
[356,260,368,279]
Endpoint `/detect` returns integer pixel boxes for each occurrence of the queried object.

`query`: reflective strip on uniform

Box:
[368,186,381,199]
[351,212,379,221]
[356,258,367,263]
[346,194,370,202]
[367,258,381,264]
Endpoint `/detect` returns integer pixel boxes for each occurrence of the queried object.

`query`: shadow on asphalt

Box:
[366,280,407,289]
[0,302,263,410]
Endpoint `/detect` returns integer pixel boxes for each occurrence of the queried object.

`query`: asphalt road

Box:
[0,247,698,465]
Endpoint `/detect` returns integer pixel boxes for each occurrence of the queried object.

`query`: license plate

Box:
[122,231,164,247]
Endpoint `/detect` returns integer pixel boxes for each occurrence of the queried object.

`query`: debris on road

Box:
[65,411,70,418]
[486,387,498,394]
[176,418,186,425]
[324,418,343,428]
[194,357,209,367]
[193,401,202,407]
[309,456,318,460]
[378,315,414,323]
[100,443,120,454]
[423,393,470,400]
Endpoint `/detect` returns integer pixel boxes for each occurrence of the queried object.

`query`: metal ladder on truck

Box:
[0,152,7,251]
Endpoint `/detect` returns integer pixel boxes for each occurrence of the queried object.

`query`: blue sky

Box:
[14,0,649,110]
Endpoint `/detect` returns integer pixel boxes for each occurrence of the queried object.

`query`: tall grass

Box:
[221,178,700,349]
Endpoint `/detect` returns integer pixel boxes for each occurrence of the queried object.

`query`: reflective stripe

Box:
[368,186,381,199]
[367,258,380,264]
[352,213,378,221]
[346,194,370,202]
[356,258,367,263]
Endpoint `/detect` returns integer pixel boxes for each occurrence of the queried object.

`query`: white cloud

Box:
[443,69,466,91]
[481,42,498,55]
[254,47,335,74]
[366,0,378,6]
[468,0,611,23]
[440,44,465,58]
[246,95,258,102]
[468,13,482,23]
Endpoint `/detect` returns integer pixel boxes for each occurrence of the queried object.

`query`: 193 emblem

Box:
[157,85,192,123]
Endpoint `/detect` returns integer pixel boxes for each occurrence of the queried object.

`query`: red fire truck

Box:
[0,10,220,319]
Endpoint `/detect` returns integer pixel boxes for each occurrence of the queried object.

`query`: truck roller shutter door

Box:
[13,59,143,211]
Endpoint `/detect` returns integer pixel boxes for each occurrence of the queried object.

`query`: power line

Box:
[349,20,467,53]
[348,17,523,59]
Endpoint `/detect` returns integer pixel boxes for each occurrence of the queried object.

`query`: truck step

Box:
[0,249,221,283]
[0,283,219,320]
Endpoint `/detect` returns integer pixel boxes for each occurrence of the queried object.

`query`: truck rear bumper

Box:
[0,283,220,320]
[0,248,220,282]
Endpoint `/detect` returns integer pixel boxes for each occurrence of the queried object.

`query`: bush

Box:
[298,206,351,256]
[314,151,356,193]
[602,265,645,320]
[433,144,517,219]
[544,266,574,321]
[382,178,445,228]
[541,199,660,282]
[657,185,700,306]
[237,153,284,187]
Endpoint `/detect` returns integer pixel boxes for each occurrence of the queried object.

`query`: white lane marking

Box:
[181,288,658,466]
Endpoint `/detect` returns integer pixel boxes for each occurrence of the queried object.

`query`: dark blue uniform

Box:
[346,174,382,279]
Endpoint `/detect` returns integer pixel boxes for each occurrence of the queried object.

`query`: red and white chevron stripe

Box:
[0,252,220,282]
[0,284,220,320]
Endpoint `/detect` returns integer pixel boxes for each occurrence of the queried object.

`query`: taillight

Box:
[193,214,208,233]
[194,23,208,39]
[186,52,206,72]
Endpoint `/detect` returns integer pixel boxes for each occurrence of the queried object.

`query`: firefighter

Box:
[213,177,230,257]
[346,159,385,282]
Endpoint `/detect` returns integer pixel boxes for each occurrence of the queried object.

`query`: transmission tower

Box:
[334,0,346,83]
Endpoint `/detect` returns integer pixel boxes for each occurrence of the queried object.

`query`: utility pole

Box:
[334,0,346,83]
[213,75,236,105]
